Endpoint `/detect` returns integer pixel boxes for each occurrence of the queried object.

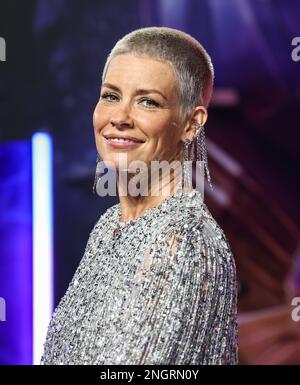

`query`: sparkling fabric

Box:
[41,188,238,365]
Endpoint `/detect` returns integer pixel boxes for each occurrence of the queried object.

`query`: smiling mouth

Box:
[104,137,145,148]
[106,137,143,143]
[103,134,146,143]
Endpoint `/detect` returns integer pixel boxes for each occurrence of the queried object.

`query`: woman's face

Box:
[93,53,185,171]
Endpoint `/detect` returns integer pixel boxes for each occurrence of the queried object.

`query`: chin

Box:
[106,153,144,169]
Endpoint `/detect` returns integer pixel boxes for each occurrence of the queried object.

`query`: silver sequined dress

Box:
[41,188,238,365]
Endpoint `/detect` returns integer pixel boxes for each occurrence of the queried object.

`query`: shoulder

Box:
[169,197,235,267]
[91,203,119,232]
[196,205,234,263]
[83,203,119,250]
[169,194,227,241]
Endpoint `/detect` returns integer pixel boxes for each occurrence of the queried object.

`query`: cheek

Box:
[141,116,173,139]
[93,104,107,133]
[154,122,179,145]
[92,106,100,131]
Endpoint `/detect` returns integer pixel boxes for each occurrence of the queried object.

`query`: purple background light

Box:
[0,141,32,364]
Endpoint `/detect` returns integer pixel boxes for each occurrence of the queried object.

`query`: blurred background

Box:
[0,0,300,364]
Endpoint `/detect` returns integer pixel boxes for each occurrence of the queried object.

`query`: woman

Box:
[41,26,238,365]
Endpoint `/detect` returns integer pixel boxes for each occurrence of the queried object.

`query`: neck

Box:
[116,162,187,223]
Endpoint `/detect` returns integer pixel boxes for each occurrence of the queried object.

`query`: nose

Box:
[110,103,134,129]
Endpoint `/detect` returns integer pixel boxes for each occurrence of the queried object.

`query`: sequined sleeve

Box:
[188,218,239,364]
[129,214,239,365]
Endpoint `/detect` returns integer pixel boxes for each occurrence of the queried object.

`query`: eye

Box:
[100,92,119,102]
[139,98,160,108]
[99,93,160,107]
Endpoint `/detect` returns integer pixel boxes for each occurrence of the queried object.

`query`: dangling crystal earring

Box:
[93,153,103,195]
[194,123,213,190]
[182,123,213,191]
[182,138,193,190]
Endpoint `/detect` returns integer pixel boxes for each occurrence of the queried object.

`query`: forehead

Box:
[104,53,177,93]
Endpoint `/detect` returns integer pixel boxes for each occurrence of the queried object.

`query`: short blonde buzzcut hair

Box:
[101,26,214,122]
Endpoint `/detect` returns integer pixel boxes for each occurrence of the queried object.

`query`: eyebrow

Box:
[101,82,168,100]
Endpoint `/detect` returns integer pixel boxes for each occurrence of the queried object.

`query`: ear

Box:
[180,106,208,142]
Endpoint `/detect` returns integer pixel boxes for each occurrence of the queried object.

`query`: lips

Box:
[104,134,145,143]
[103,133,146,150]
